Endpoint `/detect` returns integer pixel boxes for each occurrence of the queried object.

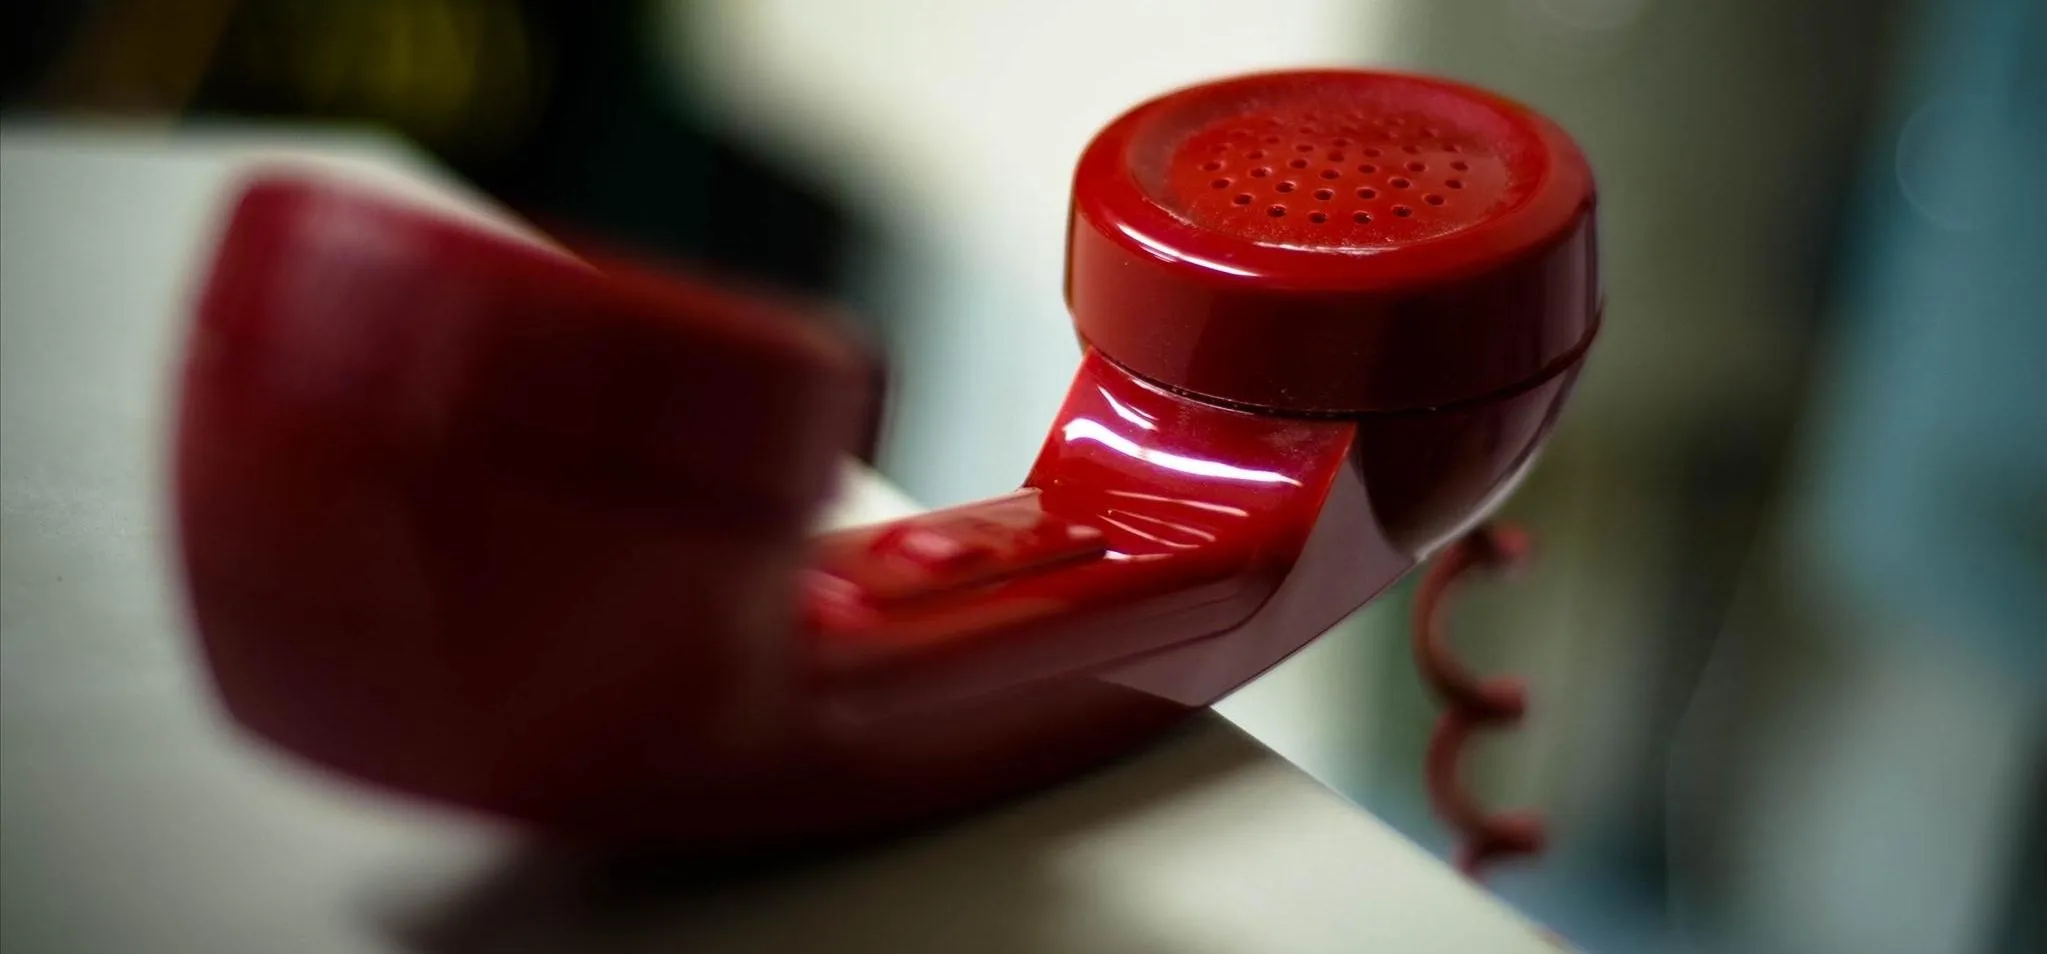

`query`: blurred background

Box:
[2,1,2040,952]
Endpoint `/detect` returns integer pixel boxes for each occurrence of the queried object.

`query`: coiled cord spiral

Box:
[1413,521,1547,878]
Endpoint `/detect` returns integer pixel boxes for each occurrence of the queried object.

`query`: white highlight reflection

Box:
[1114,221,1258,277]
[1104,489,1250,517]
[1097,515,1200,549]
[1099,387,1158,430]
[1061,418,1300,486]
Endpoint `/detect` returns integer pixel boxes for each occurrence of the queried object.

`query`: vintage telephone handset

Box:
[175,70,1597,866]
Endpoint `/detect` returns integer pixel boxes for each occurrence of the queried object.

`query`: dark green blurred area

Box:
[1,0,863,296]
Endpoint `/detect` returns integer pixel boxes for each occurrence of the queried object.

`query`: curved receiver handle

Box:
[802,350,1367,723]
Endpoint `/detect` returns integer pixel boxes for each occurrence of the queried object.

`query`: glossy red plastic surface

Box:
[1069,69,1598,413]
[174,68,1599,841]
[177,178,872,807]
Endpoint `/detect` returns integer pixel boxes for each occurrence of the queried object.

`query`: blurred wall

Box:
[1671,1,2046,952]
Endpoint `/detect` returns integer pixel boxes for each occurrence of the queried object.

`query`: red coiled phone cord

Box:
[1414,521,1547,879]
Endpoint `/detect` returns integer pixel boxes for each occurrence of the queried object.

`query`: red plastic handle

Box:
[809,350,1364,718]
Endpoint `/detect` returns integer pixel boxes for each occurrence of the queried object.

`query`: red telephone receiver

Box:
[175,69,1597,843]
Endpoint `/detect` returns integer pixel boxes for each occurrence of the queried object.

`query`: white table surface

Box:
[0,126,1560,954]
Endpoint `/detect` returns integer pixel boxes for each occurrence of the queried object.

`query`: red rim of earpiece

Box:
[1067,69,1598,414]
